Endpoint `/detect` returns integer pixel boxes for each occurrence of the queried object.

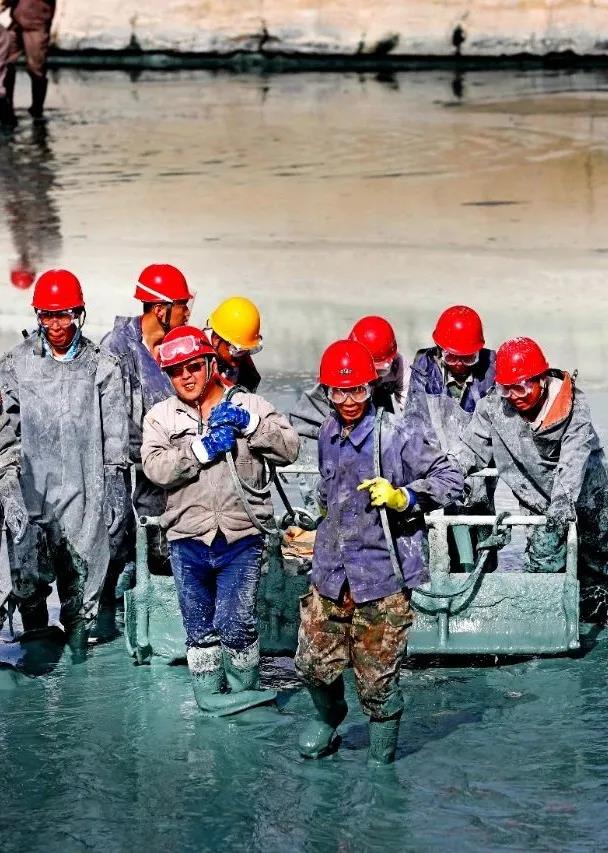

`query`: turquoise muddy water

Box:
[2,69,608,852]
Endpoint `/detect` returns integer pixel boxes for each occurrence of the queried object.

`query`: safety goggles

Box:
[374,358,394,377]
[497,379,538,399]
[158,334,205,365]
[442,349,479,367]
[327,385,372,404]
[228,337,264,359]
[165,359,207,379]
[37,309,80,328]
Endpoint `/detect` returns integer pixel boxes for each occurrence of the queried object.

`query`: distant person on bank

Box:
[0,0,56,127]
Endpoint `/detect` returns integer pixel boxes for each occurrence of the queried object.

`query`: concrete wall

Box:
[47,0,608,57]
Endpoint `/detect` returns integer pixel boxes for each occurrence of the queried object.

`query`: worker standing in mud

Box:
[141,326,299,715]
[295,340,463,764]
[290,315,409,441]
[405,305,496,571]
[103,264,194,577]
[0,270,130,658]
[204,296,263,392]
[0,0,56,126]
[454,337,608,622]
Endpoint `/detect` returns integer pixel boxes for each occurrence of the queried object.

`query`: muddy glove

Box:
[544,501,571,539]
[357,477,417,512]
[0,473,28,544]
[103,467,131,537]
[192,425,237,465]
[208,401,259,435]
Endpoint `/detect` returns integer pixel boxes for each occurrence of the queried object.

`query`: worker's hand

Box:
[0,474,29,544]
[195,425,237,464]
[357,477,413,512]
[208,401,259,435]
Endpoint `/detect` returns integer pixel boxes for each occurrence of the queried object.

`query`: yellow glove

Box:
[357,477,409,511]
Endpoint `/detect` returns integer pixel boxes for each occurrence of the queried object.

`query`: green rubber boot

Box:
[222,640,277,711]
[368,715,401,766]
[298,677,348,759]
[188,642,276,717]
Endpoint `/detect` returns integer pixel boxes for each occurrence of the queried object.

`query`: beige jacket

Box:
[141,390,299,544]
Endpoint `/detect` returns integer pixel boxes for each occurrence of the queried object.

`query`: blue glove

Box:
[208,401,251,433]
[198,425,237,464]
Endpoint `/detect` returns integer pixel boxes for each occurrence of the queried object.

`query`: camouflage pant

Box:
[295,584,412,719]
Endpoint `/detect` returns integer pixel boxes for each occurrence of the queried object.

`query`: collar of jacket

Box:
[536,370,573,431]
[326,404,377,448]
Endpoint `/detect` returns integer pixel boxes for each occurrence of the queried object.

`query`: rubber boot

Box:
[222,639,277,711]
[298,677,348,759]
[188,643,275,717]
[28,76,48,120]
[367,715,401,766]
[0,96,17,128]
[63,618,90,665]
[19,599,49,633]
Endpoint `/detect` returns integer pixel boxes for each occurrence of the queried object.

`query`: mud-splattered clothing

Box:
[455,371,608,577]
[407,347,496,417]
[295,584,412,718]
[289,354,410,441]
[313,405,464,600]
[0,333,130,625]
[169,532,264,650]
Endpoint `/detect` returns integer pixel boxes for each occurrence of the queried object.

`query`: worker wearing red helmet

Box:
[290,315,409,444]
[102,264,194,575]
[405,305,496,571]
[141,326,299,715]
[455,337,608,618]
[0,269,130,658]
[294,340,463,764]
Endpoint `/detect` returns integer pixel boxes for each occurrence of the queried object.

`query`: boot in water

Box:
[299,676,348,759]
[28,77,48,121]
[367,715,401,766]
[222,639,277,712]
[0,96,17,128]
[188,642,276,717]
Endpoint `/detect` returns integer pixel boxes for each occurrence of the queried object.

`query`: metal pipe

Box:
[426,514,547,527]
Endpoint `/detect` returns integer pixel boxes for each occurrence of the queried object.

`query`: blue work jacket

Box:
[312,404,464,603]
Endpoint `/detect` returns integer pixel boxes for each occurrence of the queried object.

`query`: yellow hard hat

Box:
[208,296,262,350]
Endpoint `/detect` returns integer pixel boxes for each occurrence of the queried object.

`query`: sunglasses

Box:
[166,360,207,379]
[327,385,371,404]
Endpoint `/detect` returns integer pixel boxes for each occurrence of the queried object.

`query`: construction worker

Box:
[102,264,194,575]
[454,337,608,621]
[141,326,299,715]
[295,340,463,764]
[0,0,56,126]
[0,269,130,657]
[405,305,496,571]
[204,296,262,392]
[290,315,409,442]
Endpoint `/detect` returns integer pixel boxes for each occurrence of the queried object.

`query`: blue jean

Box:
[168,532,264,651]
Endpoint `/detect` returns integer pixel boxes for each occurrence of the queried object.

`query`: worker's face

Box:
[37,310,79,351]
[330,386,371,426]
[211,332,238,368]
[166,357,210,402]
[505,377,546,414]
[442,349,479,381]
[154,301,191,330]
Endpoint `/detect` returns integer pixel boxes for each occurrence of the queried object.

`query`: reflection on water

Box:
[3,69,608,851]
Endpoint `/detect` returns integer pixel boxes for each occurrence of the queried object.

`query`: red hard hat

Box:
[433,305,485,355]
[158,325,216,371]
[495,337,549,385]
[349,316,397,367]
[319,339,378,387]
[134,264,193,303]
[32,269,85,311]
[10,267,35,290]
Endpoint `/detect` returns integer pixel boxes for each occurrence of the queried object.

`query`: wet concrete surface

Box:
[2,68,608,851]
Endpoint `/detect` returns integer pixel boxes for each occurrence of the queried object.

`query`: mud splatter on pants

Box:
[295,584,412,719]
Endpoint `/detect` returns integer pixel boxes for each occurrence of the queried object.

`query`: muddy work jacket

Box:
[312,405,464,602]
[290,354,410,441]
[141,390,299,544]
[11,0,55,30]
[455,372,608,576]
[0,333,130,610]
